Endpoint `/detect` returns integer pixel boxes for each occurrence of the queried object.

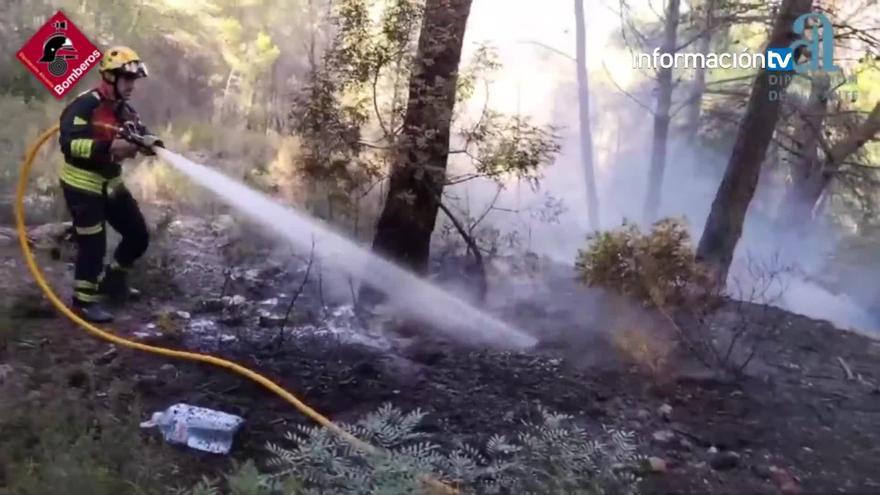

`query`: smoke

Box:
[154,148,537,350]
[443,0,880,335]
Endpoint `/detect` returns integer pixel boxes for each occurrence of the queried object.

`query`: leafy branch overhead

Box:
[453,113,561,187]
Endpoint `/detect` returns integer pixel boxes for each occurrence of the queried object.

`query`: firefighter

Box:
[57,45,162,323]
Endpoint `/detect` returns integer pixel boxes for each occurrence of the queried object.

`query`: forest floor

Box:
[2,214,880,494]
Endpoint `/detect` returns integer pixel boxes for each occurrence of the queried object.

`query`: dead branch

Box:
[435,195,488,301]
[278,238,316,346]
[469,184,504,232]
[602,59,655,114]
[837,356,856,380]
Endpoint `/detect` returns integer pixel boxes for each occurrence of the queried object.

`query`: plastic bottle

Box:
[140,403,244,454]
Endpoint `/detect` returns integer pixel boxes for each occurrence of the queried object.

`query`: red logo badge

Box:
[16,10,102,99]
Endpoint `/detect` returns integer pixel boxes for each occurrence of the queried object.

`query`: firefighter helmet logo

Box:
[39,26,78,76]
[16,11,102,99]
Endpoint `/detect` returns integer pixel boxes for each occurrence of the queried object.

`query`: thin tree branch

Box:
[602,59,655,114]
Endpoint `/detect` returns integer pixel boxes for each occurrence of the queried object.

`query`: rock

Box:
[210,214,237,234]
[93,348,118,366]
[174,310,191,320]
[0,226,17,246]
[636,409,652,421]
[199,298,225,313]
[226,295,247,306]
[710,451,740,471]
[258,312,286,328]
[751,464,773,480]
[259,297,279,306]
[0,364,14,384]
[653,430,676,443]
[647,456,668,473]
[707,426,750,450]
[158,364,178,383]
[658,403,673,420]
[28,222,72,246]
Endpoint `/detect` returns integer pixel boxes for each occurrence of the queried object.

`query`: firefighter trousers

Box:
[61,179,149,306]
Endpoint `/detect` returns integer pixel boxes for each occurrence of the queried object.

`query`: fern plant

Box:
[263,403,642,495]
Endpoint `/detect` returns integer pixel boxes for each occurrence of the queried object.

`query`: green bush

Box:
[575,218,717,310]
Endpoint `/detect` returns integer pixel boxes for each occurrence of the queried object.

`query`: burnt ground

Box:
[2,216,880,494]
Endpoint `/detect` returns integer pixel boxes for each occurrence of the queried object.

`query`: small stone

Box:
[0,364,14,384]
[93,348,118,366]
[259,313,286,328]
[752,464,773,479]
[653,430,676,443]
[229,295,246,306]
[647,456,668,473]
[199,298,225,312]
[260,298,279,306]
[636,409,652,421]
[158,364,177,382]
[658,403,673,419]
[175,310,191,320]
[710,451,740,471]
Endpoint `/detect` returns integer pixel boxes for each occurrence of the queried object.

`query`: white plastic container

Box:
[140,403,245,454]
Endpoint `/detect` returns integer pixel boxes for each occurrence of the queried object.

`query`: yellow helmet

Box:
[99,46,148,79]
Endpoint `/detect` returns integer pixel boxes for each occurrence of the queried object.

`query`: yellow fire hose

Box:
[15,124,455,494]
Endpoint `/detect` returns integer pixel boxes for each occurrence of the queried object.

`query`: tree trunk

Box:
[368,0,473,276]
[807,102,880,214]
[683,0,716,142]
[574,0,599,231]
[775,74,830,230]
[695,0,813,282]
[643,0,680,223]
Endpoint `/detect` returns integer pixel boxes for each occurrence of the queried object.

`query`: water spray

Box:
[153,147,537,350]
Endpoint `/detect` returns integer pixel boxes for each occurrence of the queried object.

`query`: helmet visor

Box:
[118,60,148,79]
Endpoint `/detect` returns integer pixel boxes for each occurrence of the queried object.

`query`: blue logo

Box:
[766,12,840,73]
[767,48,794,71]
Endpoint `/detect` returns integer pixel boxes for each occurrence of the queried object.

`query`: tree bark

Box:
[809,102,880,212]
[643,0,680,223]
[368,0,473,276]
[574,0,599,231]
[695,0,813,283]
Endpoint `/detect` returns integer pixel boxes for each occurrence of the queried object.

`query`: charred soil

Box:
[2,226,880,493]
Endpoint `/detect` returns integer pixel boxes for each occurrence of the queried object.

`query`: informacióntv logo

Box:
[766,12,840,73]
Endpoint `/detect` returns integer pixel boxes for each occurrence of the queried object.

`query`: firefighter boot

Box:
[99,264,130,305]
[72,301,114,323]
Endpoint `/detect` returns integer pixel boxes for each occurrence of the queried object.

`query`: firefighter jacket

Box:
[57,88,149,194]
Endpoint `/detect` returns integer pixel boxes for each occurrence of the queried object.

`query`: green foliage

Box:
[264,403,642,494]
[460,114,561,188]
[575,218,716,309]
[177,460,304,495]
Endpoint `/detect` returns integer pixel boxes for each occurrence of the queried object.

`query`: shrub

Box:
[262,403,641,495]
[575,218,789,377]
[575,218,716,310]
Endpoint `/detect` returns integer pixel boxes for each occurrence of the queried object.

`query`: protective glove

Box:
[119,121,164,156]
